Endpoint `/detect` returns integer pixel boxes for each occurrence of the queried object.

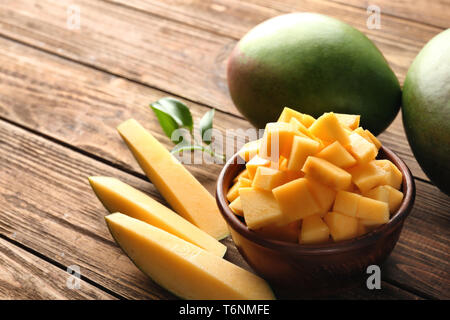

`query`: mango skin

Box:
[402,29,450,195]
[227,13,401,135]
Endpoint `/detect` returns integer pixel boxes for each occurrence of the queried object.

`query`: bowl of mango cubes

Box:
[216,108,415,296]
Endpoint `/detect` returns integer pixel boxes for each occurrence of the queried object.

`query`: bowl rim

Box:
[216,145,416,255]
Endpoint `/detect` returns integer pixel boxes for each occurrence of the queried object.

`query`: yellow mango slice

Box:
[316,141,357,168]
[259,122,296,159]
[227,180,240,202]
[277,107,304,123]
[324,211,359,242]
[272,178,320,224]
[246,155,271,179]
[333,190,362,217]
[229,196,243,216]
[373,160,403,190]
[347,160,389,193]
[364,185,404,214]
[233,169,249,183]
[106,213,275,300]
[255,220,300,243]
[299,214,330,244]
[306,179,336,216]
[117,119,229,240]
[335,113,360,130]
[356,196,389,223]
[302,156,352,190]
[302,114,316,128]
[238,139,261,162]
[287,136,321,171]
[364,130,382,149]
[277,107,315,127]
[252,166,286,191]
[239,187,284,230]
[346,132,378,164]
[89,177,227,257]
[308,112,350,146]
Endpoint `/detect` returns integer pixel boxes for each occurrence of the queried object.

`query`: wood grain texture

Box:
[330,0,450,29]
[0,35,429,185]
[0,237,114,299]
[0,0,441,117]
[0,116,446,299]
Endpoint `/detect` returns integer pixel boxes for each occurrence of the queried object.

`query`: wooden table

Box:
[0,0,448,300]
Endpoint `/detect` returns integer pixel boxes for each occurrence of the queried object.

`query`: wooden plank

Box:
[0,119,426,299]
[0,0,441,117]
[0,35,429,184]
[329,0,450,29]
[0,237,114,299]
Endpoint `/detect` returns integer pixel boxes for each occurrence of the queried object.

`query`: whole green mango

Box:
[402,29,450,195]
[227,13,401,135]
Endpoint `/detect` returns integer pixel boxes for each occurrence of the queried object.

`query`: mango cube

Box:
[256,220,300,243]
[277,107,304,124]
[302,156,352,190]
[356,196,389,223]
[238,139,261,162]
[347,132,378,164]
[335,113,360,130]
[365,185,404,213]
[246,155,271,179]
[364,129,382,149]
[299,214,330,244]
[324,211,359,242]
[252,166,286,191]
[316,141,356,168]
[233,169,249,183]
[347,161,389,193]
[239,187,284,230]
[333,190,362,217]
[229,196,243,216]
[287,136,321,171]
[308,112,350,146]
[278,107,315,127]
[272,178,320,225]
[374,160,403,190]
[259,122,296,159]
[306,179,336,216]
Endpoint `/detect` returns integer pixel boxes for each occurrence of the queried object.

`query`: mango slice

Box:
[229,196,243,216]
[308,112,350,145]
[246,155,271,179]
[324,211,359,242]
[287,136,321,171]
[335,113,360,130]
[316,141,356,168]
[346,132,378,164]
[333,190,362,217]
[251,166,286,191]
[306,179,336,216]
[365,185,404,214]
[302,156,352,190]
[106,213,275,300]
[239,187,284,229]
[89,176,226,257]
[259,122,295,159]
[238,139,261,162]
[272,178,320,224]
[299,214,330,244]
[117,119,229,240]
[356,196,389,223]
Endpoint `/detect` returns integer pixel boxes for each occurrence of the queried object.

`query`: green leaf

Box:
[150,102,180,142]
[157,97,193,133]
[199,108,215,145]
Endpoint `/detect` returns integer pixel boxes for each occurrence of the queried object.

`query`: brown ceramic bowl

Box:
[216,146,415,297]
